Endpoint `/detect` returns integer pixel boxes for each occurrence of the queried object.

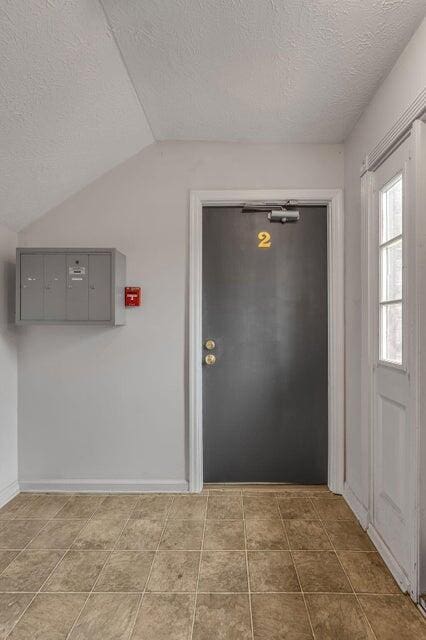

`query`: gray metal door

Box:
[20,254,44,320]
[89,253,111,321]
[66,254,89,321]
[202,206,328,483]
[44,254,66,320]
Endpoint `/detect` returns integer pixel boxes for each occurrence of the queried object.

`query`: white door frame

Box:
[362,137,416,596]
[360,98,426,601]
[188,189,345,493]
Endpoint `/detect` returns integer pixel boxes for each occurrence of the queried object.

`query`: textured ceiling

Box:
[0,1,153,231]
[102,0,426,143]
[1,1,425,230]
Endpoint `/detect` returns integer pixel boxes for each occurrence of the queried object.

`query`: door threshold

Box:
[203,482,329,489]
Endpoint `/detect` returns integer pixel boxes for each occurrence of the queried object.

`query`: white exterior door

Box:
[370,136,415,591]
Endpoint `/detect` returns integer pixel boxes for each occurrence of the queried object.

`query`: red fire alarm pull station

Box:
[125,287,141,307]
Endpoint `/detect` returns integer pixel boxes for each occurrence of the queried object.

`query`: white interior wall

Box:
[343,19,426,518]
[11,17,426,498]
[17,141,343,490]
[0,224,18,505]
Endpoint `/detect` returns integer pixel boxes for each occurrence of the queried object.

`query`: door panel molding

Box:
[189,189,345,493]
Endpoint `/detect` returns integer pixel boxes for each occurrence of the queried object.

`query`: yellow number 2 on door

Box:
[258,231,271,248]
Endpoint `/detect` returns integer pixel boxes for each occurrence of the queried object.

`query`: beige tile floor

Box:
[0,486,425,639]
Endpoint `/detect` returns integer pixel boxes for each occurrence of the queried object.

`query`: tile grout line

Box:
[1,494,59,521]
[275,495,318,640]
[3,493,105,640]
[2,495,82,638]
[0,494,38,524]
[125,494,175,640]
[189,492,209,640]
[242,491,255,640]
[0,546,391,553]
[0,494,75,568]
[308,496,380,640]
[0,496,90,567]
[64,495,140,640]
[0,589,404,595]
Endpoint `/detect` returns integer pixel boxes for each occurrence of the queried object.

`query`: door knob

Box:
[204,354,216,366]
[204,339,216,350]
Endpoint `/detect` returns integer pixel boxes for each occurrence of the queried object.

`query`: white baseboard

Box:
[0,480,19,508]
[367,524,410,593]
[343,482,369,529]
[19,479,189,493]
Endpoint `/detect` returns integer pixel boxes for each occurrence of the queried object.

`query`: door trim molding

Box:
[189,189,345,493]
[360,87,426,175]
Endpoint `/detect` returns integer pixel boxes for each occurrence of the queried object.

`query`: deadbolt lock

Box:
[204,339,216,350]
[204,354,216,366]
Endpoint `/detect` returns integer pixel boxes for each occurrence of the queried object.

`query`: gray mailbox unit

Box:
[16,248,126,326]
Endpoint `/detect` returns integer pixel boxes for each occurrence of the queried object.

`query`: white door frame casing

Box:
[189,189,345,494]
[363,137,415,596]
[359,91,426,601]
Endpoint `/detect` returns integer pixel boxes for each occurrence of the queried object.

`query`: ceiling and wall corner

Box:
[0,0,154,232]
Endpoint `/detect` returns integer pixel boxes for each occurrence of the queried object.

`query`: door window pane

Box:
[380,239,402,302]
[380,303,402,364]
[381,175,402,243]
[379,173,403,365]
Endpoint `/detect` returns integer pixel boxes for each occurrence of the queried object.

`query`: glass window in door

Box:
[379,174,403,365]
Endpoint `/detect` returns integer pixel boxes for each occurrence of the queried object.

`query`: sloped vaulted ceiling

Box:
[1,1,425,230]
[0,0,153,231]
[102,0,426,143]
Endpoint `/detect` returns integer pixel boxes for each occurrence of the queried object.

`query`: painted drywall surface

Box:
[0,0,153,231]
[343,19,426,511]
[103,0,425,143]
[17,141,343,485]
[0,224,18,502]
